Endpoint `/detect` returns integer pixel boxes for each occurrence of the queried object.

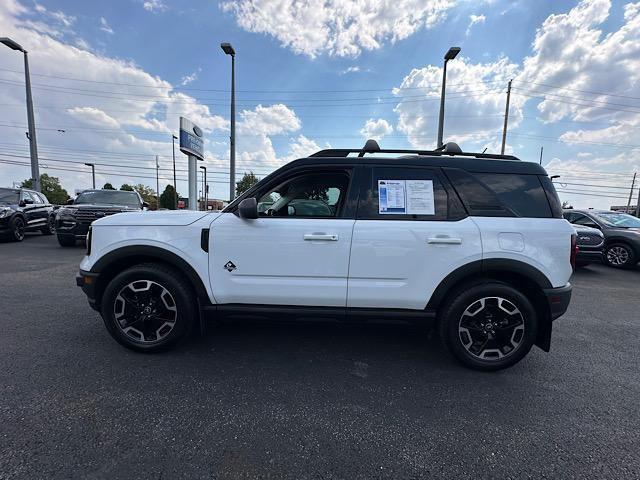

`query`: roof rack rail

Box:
[309,139,520,161]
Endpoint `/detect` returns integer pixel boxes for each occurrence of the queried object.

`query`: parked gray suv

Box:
[563,209,640,269]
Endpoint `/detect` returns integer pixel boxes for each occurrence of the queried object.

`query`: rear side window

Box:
[444,168,553,218]
[357,166,455,220]
[539,176,563,218]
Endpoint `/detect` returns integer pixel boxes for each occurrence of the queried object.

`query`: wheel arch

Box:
[604,237,639,256]
[428,259,554,351]
[90,245,210,308]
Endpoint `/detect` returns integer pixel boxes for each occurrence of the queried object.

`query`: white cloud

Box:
[220,0,456,58]
[340,66,364,75]
[181,69,200,86]
[360,118,393,140]
[143,0,168,13]
[393,57,521,150]
[466,14,486,35]
[100,17,114,34]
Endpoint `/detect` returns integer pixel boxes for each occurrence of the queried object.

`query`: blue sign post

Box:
[179,117,204,210]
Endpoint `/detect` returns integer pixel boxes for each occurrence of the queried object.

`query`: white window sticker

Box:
[378,179,435,215]
[406,180,435,215]
[378,180,406,214]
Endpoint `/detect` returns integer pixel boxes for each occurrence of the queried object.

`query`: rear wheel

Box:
[439,282,538,371]
[57,234,76,247]
[41,215,55,235]
[100,263,196,352]
[10,216,25,242]
[604,243,636,269]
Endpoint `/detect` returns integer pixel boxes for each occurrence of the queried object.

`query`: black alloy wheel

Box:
[11,216,25,242]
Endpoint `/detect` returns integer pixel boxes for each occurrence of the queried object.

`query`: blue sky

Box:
[1,0,639,208]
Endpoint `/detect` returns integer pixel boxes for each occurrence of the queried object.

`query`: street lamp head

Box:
[0,37,24,52]
[84,162,94,167]
[199,165,207,171]
[220,42,235,56]
[172,134,178,140]
[550,175,561,180]
[444,46,461,61]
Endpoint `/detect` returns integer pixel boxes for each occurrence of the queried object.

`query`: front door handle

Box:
[427,236,462,245]
[304,233,338,241]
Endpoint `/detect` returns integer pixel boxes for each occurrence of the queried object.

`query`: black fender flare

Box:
[427,258,552,309]
[90,245,209,301]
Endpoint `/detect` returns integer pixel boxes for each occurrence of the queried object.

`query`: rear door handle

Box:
[427,237,462,245]
[304,233,338,241]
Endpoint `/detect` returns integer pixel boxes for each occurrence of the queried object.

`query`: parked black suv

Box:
[572,224,604,267]
[0,187,56,241]
[564,209,640,268]
[56,189,146,247]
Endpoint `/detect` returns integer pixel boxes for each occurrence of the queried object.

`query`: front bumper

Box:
[576,249,603,264]
[56,218,90,238]
[76,270,100,311]
[543,283,572,321]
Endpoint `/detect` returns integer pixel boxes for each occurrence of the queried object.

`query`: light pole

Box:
[84,163,95,189]
[199,165,207,211]
[172,134,178,209]
[437,46,461,149]
[221,42,236,202]
[1,37,40,192]
[155,155,160,210]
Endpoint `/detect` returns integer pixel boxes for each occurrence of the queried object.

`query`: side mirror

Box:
[20,199,34,207]
[238,197,258,219]
[142,202,149,209]
[66,198,75,205]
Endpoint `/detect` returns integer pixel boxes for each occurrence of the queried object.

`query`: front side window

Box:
[257,171,350,218]
[571,213,600,229]
[20,191,36,203]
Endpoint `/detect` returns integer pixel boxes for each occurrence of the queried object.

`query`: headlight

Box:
[0,207,11,218]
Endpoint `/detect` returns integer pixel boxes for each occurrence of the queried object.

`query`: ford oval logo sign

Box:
[193,125,203,137]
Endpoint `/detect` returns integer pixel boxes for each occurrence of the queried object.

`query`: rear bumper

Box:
[543,283,572,321]
[76,270,100,311]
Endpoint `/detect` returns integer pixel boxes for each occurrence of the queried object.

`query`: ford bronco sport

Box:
[77,141,574,370]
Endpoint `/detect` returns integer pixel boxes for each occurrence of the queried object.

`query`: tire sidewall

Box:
[604,243,635,269]
[101,265,195,352]
[440,282,538,371]
[10,216,25,242]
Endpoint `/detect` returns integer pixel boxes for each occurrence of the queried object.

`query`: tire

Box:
[41,215,55,235]
[100,263,196,352]
[439,282,538,371]
[604,243,636,269]
[9,216,25,242]
[57,234,76,247]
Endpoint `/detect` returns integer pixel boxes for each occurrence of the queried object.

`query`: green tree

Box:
[103,183,115,190]
[236,172,259,196]
[133,184,157,207]
[20,174,69,205]
[119,184,134,191]
[159,184,178,210]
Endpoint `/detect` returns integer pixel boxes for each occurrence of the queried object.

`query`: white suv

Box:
[77,141,575,370]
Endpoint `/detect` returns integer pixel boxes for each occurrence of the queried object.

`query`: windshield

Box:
[0,188,20,205]
[74,190,141,207]
[594,212,640,228]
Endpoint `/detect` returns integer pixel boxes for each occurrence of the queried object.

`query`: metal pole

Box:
[23,51,40,192]
[636,183,640,217]
[91,165,95,189]
[539,146,544,165]
[230,54,236,202]
[204,168,208,211]
[500,79,512,155]
[156,155,160,210]
[625,172,636,213]
[172,135,178,209]
[436,59,448,149]
[188,155,197,210]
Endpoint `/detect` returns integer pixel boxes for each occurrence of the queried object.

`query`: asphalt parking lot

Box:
[1,234,639,479]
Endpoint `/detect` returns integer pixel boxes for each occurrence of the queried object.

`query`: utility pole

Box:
[636,184,640,217]
[539,146,544,165]
[156,155,160,210]
[500,79,512,155]
[626,172,636,213]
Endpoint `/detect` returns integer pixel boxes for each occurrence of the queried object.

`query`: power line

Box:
[516,80,640,102]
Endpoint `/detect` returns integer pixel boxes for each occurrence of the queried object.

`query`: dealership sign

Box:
[179,117,204,160]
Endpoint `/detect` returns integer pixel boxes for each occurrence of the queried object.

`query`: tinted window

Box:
[443,168,512,217]
[539,176,562,218]
[357,166,451,220]
[74,190,141,207]
[257,171,350,218]
[37,193,49,204]
[474,173,551,218]
[571,213,600,228]
[20,191,36,203]
[0,188,20,204]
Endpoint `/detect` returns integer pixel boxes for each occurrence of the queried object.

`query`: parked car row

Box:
[0,187,56,241]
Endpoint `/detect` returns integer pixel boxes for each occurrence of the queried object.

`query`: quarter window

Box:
[256,171,350,218]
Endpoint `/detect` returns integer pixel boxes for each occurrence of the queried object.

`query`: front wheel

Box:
[604,243,636,269]
[9,216,25,242]
[100,263,196,352]
[439,282,538,371]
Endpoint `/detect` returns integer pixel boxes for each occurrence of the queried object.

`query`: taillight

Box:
[570,233,578,269]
